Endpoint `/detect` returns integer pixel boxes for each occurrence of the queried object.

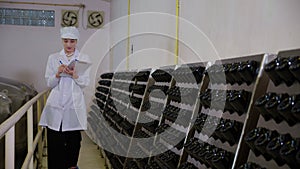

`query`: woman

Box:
[39,26,91,169]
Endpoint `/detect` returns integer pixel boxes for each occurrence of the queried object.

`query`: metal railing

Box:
[0,89,49,169]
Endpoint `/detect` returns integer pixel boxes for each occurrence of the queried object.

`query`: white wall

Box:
[110,0,176,71]
[0,0,110,92]
[110,0,128,71]
[179,0,300,63]
[129,0,176,70]
[110,0,300,68]
[2,0,300,91]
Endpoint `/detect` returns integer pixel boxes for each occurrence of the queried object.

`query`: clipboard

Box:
[60,59,91,77]
[74,60,91,75]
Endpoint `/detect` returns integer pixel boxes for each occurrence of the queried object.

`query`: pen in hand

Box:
[56,60,67,78]
[59,60,66,71]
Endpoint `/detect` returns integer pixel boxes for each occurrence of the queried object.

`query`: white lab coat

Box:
[39,49,91,131]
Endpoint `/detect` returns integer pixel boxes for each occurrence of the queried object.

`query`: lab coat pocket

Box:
[73,92,85,109]
[46,90,61,108]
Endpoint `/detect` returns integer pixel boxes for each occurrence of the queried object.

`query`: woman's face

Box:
[62,38,77,53]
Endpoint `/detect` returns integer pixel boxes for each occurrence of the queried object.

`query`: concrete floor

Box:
[78,132,106,169]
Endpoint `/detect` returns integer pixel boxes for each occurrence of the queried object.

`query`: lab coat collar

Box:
[59,49,80,60]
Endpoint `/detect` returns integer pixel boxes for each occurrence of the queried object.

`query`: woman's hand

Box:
[56,64,67,78]
[64,67,79,79]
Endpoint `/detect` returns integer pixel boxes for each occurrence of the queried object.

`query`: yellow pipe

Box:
[0,0,85,8]
[126,0,131,71]
[109,49,113,72]
[174,0,179,64]
[37,98,41,124]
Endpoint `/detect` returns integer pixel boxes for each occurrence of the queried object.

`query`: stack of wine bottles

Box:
[264,56,300,86]
[237,162,266,169]
[245,127,300,168]
[205,60,259,85]
[177,162,198,169]
[162,105,193,126]
[193,114,242,146]
[254,93,300,126]
[155,150,180,169]
[145,160,163,169]
[199,89,252,115]
[88,50,300,169]
[184,137,234,169]
[172,63,205,84]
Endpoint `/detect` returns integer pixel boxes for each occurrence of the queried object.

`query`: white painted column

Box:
[27,106,33,169]
[5,126,15,169]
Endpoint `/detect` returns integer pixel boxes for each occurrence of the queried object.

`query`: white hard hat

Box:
[60,26,79,40]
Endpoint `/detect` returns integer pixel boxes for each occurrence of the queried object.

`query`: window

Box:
[0,8,55,27]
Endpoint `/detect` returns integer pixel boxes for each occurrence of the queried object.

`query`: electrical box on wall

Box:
[87,10,104,29]
[61,10,79,27]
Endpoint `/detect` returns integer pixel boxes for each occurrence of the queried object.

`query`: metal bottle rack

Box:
[86,48,300,169]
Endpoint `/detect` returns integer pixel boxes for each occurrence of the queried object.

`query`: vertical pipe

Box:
[43,94,47,106]
[126,0,131,70]
[5,126,15,169]
[174,0,180,64]
[27,106,33,169]
[109,48,113,72]
[37,98,41,123]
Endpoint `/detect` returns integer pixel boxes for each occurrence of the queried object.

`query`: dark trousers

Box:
[47,127,82,169]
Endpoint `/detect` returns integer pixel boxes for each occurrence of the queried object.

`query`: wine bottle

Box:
[225,90,236,114]
[266,133,292,166]
[237,60,258,85]
[275,57,295,86]
[213,118,226,143]
[264,58,282,86]
[264,93,289,123]
[279,138,300,168]
[254,93,276,121]
[229,62,243,85]
[237,162,266,169]
[204,147,219,168]
[200,89,211,109]
[211,150,233,169]
[277,94,299,126]
[224,63,235,85]
[220,119,242,146]
[245,127,267,156]
[202,116,219,136]
[291,101,300,122]
[289,56,300,82]
[228,90,251,115]
[254,129,279,160]
[197,144,214,167]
